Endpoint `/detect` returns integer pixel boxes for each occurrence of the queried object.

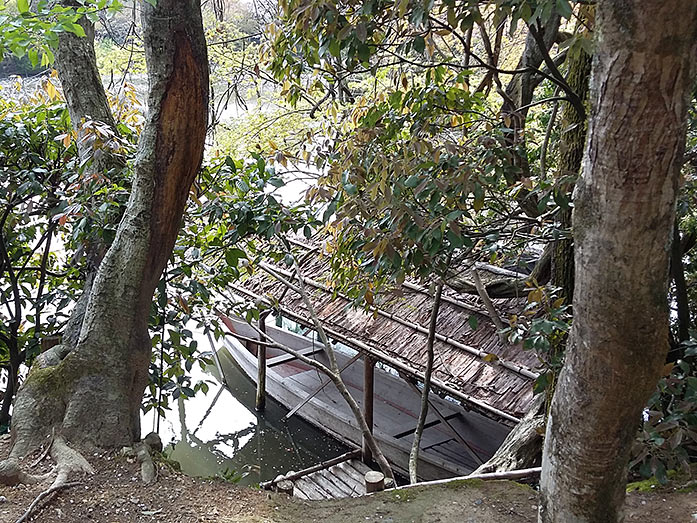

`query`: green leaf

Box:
[404,175,420,188]
[413,36,425,54]
[468,315,478,330]
[65,22,86,38]
[17,0,29,14]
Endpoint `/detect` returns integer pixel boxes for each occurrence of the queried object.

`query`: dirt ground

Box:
[0,435,695,522]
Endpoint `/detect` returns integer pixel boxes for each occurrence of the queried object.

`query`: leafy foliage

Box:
[631,339,697,484]
[0,0,124,68]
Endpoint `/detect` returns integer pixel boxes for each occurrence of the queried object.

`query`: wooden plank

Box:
[315,469,353,498]
[349,459,373,476]
[328,465,364,497]
[260,449,361,488]
[336,461,365,485]
[293,486,309,500]
[294,477,328,500]
[304,475,335,499]
[268,346,324,368]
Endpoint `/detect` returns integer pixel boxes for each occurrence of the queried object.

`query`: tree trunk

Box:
[54,9,120,347]
[539,2,697,522]
[501,15,560,217]
[670,220,691,342]
[550,41,592,301]
[8,0,208,459]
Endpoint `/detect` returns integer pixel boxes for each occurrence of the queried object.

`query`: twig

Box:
[15,481,81,523]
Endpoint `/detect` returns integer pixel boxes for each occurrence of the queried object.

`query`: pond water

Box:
[143,336,348,486]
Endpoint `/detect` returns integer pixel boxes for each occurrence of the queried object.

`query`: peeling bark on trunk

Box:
[9,0,208,458]
[539,2,697,521]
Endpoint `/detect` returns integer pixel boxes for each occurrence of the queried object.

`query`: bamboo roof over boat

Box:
[224,238,539,425]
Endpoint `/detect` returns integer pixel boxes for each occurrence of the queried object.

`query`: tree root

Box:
[14,480,81,523]
[0,458,53,485]
[6,435,94,523]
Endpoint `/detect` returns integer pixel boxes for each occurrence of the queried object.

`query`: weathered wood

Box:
[294,477,327,500]
[259,449,360,488]
[267,345,324,368]
[223,293,523,425]
[244,265,537,381]
[362,355,375,465]
[403,378,484,466]
[315,469,353,498]
[364,470,385,493]
[276,479,294,495]
[283,352,361,420]
[328,464,364,496]
[336,461,365,485]
[223,318,510,481]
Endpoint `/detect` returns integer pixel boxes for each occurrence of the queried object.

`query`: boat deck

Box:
[222,317,511,480]
[280,352,508,476]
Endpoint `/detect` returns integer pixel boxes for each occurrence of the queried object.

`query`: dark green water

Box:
[149,343,348,486]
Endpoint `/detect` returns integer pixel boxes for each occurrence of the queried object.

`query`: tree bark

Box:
[8,0,208,458]
[670,220,691,342]
[500,15,561,217]
[539,2,697,522]
[550,41,592,301]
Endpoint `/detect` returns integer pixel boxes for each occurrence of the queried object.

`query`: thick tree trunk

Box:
[539,2,697,522]
[8,0,208,458]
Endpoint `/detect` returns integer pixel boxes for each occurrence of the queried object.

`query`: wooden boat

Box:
[221,316,510,481]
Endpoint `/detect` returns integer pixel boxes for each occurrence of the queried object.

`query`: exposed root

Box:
[0,458,53,485]
[14,480,81,523]
[12,435,94,523]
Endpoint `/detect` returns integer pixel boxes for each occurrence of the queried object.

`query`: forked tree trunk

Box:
[8,0,208,459]
[539,2,697,522]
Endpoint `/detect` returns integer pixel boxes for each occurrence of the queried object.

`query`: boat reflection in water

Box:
[145,332,348,486]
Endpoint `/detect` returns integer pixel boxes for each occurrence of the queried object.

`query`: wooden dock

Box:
[292,459,372,500]
[262,450,382,501]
